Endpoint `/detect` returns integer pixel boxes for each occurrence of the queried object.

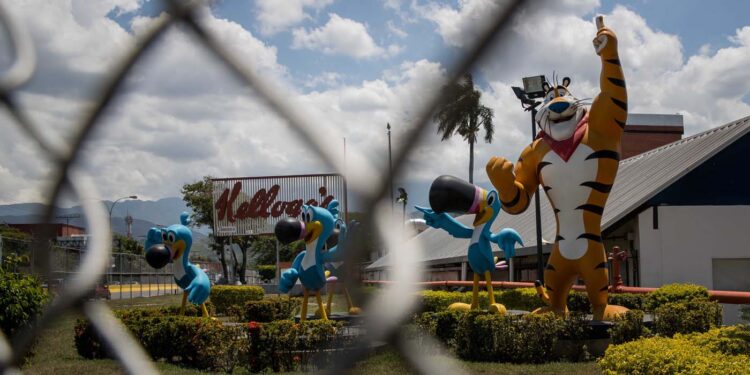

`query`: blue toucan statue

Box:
[274,202,340,321]
[416,175,523,314]
[322,201,361,316]
[144,212,211,317]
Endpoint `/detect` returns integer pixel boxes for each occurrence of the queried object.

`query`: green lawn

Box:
[22,294,601,374]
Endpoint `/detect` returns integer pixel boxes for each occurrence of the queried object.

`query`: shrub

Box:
[608,293,645,310]
[139,316,242,371]
[680,325,750,356]
[75,312,243,371]
[609,310,650,344]
[453,311,562,363]
[567,291,644,313]
[555,313,592,361]
[257,265,276,283]
[0,269,48,338]
[497,288,545,311]
[210,285,264,314]
[418,288,545,313]
[566,291,590,313]
[243,297,300,322]
[598,336,750,375]
[418,290,471,312]
[644,283,709,311]
[246,320,348,373]
[654,300,722,337]
[414,310,463,347]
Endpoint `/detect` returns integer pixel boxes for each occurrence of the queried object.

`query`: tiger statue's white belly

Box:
[540,143,599,260]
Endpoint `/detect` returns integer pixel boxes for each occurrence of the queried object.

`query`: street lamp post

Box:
[512,75,546,283]
[106,195,136,286]
[108,195,138,234]
[387,123,394,213]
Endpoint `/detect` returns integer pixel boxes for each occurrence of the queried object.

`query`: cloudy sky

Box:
[1,0,749,210]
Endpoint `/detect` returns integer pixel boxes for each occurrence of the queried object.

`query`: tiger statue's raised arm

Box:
[589,15,628,141]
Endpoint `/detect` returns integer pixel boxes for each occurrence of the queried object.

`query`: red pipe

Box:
[361,280,750,304]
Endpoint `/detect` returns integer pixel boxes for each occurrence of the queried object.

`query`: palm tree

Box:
[433,73,494,183]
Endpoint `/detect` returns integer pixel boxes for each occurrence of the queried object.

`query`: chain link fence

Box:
[0,236,179,300]
[0,0,536,373]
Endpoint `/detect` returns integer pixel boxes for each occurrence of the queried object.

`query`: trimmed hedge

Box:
[599,335,750,375]
[75,313,242,371]
[455,311,566,363]
[242,297,300,322]
[417,283,712,315]
[210,285,264,314]
[75,307,348,373]
[680,325,750,356]
[0,269,48,338]
[247,320,351,373]
[608,310,650,344]
[644,283,709,311]
[257,265,276,283]
[418,288,643,313]
[418,289,543,313]
[653,300,722,337]
[416,310,591,363]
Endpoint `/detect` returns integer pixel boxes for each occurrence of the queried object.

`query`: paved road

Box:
[107,284,180,300]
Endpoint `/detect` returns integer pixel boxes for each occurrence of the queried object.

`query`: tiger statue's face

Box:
[535,77,587,141]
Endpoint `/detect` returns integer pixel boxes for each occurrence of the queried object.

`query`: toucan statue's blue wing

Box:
[415,206,472,238]
[490,228,523,259]
[185,264,211,305]
[279,252,304,294]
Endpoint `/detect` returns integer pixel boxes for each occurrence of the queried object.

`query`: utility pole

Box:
[387,123,394,213]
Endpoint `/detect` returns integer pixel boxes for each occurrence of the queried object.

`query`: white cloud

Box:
[415,0,601,49]
[254,0,334,36]
[1,0,749,211]
[387,20,408,38]
[292,13,394,59]
[414,0,502,48]
[303,72,343,89]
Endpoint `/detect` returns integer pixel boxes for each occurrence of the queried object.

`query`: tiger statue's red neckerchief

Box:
[536,111,589,162]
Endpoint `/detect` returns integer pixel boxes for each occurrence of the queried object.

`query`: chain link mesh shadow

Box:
[0,0,544,373]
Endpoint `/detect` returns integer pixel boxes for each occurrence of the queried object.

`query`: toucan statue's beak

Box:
[429,175,489,226]
[275,218,305,245]
[146,244,171,269]
[472,199,493,227]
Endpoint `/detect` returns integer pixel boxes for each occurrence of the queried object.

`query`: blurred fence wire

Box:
[0,0,537,373]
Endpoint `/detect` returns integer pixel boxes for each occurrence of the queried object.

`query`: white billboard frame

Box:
[211,174,347,237]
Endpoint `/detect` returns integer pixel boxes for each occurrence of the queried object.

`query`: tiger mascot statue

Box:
[486,16,628,320]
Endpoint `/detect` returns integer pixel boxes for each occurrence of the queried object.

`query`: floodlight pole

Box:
[529,107,545,284]
[387,123,394,213]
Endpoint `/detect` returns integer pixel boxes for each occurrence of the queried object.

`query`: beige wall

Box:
[638,205,750,324]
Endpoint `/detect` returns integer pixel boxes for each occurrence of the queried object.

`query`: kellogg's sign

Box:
[211,174,346,236]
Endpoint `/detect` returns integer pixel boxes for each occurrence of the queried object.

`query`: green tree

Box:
[249,235,300,266]
[0,226,31,272]
[113,234,144,255]
[181,176,230,282]
[433,73,494,183]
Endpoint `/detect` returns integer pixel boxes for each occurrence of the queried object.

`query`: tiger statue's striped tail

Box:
[486,15,628,321]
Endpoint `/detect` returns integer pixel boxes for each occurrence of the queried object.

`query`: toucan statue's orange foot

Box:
[488,303,507,315]
[531,306,568,316]
[593,304,629,321]
[448,302,473,312]
[348,307,361,315]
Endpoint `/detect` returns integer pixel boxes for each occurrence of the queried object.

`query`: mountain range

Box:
[0,198,216,260]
